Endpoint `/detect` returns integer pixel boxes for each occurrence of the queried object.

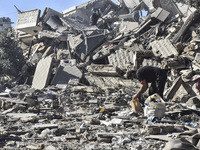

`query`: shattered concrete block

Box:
[134,19,153,35]
[26,145,38,150]
[142,58,161,68]
[186,95,200,108]
[75,30,105,61]
[108,48,138,70]
[163,138,197,150]
[174,94,190,103]
[151,7,170,22]
[103,104,121,112]
[97,132,134,138]
[71,86,102,93]
[162,56,188,69]
[46,16,66,33]
[176,3,196,17]
[146,125,161,135]
[32,124,58,130]
[119,21,139,34]
[143,0,154,11]
[32,56,53,89]
[124,38,137,48]
[51,60,82,88]
[92,45,112,61]
[16,9,41,35]
[123,0,140,9]
[6,113,37,119]
[42,7,64,23]
[38,30,62,40]
[85,74,135,90]
[87,64,123,76]
[180,69,193,82]
[119,14,137,20]
[150,38,179,58]
[68,34,83,51]
[157,0,183,20]
[172,10,200,44]
[98,137,112,143]
[133,50,154,69]
[193,53,200,64]
[62,0,118,26]
[183,43,196,53]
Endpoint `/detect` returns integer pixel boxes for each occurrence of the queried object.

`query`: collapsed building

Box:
[0,0,200,149]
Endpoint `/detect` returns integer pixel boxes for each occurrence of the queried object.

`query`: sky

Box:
[0,0,117,27]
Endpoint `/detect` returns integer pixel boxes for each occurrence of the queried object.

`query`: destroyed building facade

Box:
[0,17,13,32]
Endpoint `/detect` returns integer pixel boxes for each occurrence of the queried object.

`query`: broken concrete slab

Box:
[151,7,170,22]
[172,9,200,44]
[42,7,64,24]
[150,38,179,58]
[87,64,123,76]
[6,113,37,119]
[46,15,67,33]
[85,74,136,90]
[132,50,154,69]
[62,0,118,27]
[123,0,140,9]
[142,58,161,68]
[161,56,190,69]
[32,56,53,89]
[163,138,198,150]
[38,30,65,41]
[108,47,146,70]
[119,21,139,34]
[155,0,183,20]
[16,9,41,35]
[193,53,200,70]
[51,60,82,88]
[186,95,200,108]
[176,3,196,18]
[32,123,58,130]
[71,86,102,93]
[75,29,106,61]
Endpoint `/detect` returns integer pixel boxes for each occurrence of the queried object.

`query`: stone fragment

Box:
[186,95,200,108]
[32,56,53,89]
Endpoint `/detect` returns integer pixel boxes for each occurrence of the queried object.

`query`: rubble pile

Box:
[0,0,200,149]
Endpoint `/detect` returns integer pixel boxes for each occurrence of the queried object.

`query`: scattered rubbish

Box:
[144,93,166,119]
[185,123,198,128]
[130,98,142,112]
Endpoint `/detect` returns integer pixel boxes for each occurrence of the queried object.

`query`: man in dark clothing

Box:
[127,66,167,99]
[90,9,101,25]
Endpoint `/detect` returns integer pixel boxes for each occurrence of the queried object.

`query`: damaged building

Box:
[0,0,200,149]
[0,17,13,32]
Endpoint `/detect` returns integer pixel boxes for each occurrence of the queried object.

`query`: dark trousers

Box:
[149,70,167,98]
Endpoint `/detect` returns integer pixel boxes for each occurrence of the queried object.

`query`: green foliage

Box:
[0,28,25,81]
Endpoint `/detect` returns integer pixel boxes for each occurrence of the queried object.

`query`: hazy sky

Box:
[0,0,117,27]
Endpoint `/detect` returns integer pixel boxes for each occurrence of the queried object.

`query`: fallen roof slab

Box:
[32,56,53,89]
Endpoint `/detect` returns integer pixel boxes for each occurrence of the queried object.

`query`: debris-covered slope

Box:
[0,0,200,149]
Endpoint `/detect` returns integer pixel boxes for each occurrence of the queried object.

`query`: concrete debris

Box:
[32,56,53,89]
[0,0,200,149]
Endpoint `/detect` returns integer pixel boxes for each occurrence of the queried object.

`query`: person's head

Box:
[96,9,100,15]
[127,70,136,80]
